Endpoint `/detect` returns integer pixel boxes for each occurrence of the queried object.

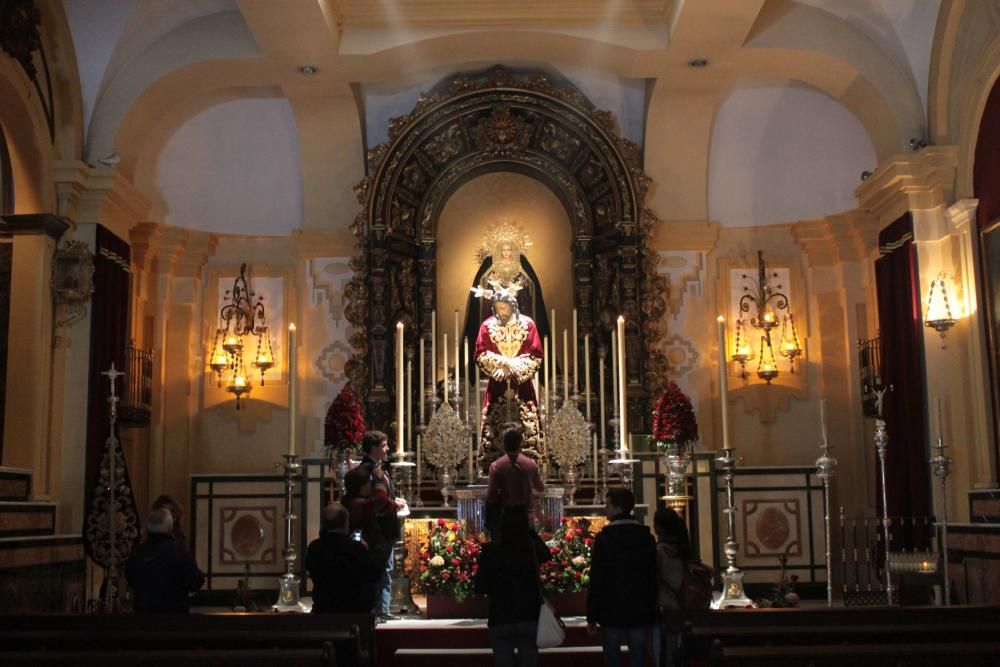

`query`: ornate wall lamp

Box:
[52,240,95,328]
[209,263,274,408]
[732,251,801,383]
[924,271,959,347]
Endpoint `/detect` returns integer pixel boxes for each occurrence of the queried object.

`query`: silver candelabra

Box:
[872,386,894,605]
[714,447,753,609]
[273,454,306,612]
[815,438,838,606]
[929,434,952,605]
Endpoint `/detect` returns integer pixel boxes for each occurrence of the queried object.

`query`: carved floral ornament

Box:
[344,66,669,420]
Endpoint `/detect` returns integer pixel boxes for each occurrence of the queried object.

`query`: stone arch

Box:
[0,56,54,213]
[346,66,667,431]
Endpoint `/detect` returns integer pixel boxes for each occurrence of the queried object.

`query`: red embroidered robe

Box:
[474,313,543,459]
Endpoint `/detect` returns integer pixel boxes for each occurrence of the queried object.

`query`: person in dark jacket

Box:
[125,508,205,613]
[306,503,381,613]
[653,507,691,667]
[475,505,552,667]
[586,488,657,667]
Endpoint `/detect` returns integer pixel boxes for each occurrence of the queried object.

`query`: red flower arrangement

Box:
[537,517,593,593]
[417,519,485,601]
[324,385,366,452]
[651,381,698,448]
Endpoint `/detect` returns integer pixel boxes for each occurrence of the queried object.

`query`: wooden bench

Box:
[661,605,1000,667]
[0,612,376,666]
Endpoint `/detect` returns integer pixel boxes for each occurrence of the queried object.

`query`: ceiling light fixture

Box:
[688,58,709,68]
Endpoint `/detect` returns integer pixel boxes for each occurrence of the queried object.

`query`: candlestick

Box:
[610,331,618,416]
[592,432,598,480]
[563,329,569,405]
[599,351,606,447]
[420,336,426,423]
[431,311,437,400]
[573,308,579,395]
[464,338,470,423]
[617,316,627,453]
[935,397,943,439]
[551,308,556,381]
[416,434,422,489]
[443,333,449,405]
[288,324,297,456]
[396,321,404,455]
[454,310,460,398]
[474,364,481,433]
[584,334,591,421]
[716,316,730,449]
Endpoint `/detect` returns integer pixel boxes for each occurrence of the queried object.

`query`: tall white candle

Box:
[573,308,579,394]
[474,364,481,431]
[543,336,549,424]
[419,336,426,423]
[443,333,449,405]
[396,321,404,455]
[610,331,619,416]
[550,308,557,382]
[617,316,627,452]
[935,397,943,439]
[454,310,460,394]
[584,334,591,421]
[431,310,437,400]
[406,354,412,451]
[717,316,731,450]
[820,397,829,449]
[416,434,422,485]
[593,433,598,480]
[563,329,570,404]
[599,353,606,447]
[463,337,470,423]
[288,323,297,456]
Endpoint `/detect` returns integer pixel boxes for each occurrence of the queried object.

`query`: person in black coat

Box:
[125,508,205,613]
[586,488,657,667]
[475,505,552,667]
[306,503,382,613]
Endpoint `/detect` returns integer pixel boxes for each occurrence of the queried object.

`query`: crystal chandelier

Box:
[732,252,801,383]
[209,263,274,408]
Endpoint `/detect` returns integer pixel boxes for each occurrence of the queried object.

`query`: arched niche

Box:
[346,66,667,433]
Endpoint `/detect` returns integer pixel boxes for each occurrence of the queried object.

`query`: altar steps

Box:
[376,620,614,667]
[946,489,1000,605]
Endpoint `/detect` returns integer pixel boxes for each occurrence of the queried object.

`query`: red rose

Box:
[550,546,559,554]
[575,572,582,580]
[584,538,593,546]
[450,523,459,531]
[575,528,584,536]
[437,518,446,526]
[442,572,450,580]
[451,558,461,566]
[560,560,568,567]
[446,545,453,553]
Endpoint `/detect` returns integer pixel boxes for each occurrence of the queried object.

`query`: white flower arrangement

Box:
[547,403,591,467]
[429,555,445,567]
[423,403,471,470]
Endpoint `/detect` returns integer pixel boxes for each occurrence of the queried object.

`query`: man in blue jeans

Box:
[357,430,406,621]
[586,487,657,667]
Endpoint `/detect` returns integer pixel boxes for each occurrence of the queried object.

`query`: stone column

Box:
[0,214,68,493]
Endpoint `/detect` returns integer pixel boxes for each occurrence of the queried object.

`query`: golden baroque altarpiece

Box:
[344,66,668,433]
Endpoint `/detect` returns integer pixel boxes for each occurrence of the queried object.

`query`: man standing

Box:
[586,488,657,667]
[125,508,205,613]
[306,503,381,613]
[485,422,545,531]
[357,430,406,620]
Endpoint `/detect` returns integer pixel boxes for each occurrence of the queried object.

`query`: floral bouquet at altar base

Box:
[323,385,366,453]
[537,517,593,593]
[651,380,699,453]
[417,519,485,602]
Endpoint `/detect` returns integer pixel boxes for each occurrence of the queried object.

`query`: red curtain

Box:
[874,213,930,548]
[82,225,136,559]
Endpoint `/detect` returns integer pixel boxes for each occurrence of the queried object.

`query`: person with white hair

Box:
[125,507,205,613]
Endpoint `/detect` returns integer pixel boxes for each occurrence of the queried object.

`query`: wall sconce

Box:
[925,271,958,346]
[209,263,274,409]
[731,251,799,384]
[52,240,95,330]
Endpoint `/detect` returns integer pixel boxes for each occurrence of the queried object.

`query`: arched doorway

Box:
[346,66,667,433]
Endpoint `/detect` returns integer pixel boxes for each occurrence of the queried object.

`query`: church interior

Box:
[2,0,1000,664]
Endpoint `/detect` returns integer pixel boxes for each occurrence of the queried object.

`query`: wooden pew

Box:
[661,605,1000,666]
[0,612,377,666]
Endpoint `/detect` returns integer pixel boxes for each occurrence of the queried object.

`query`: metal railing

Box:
[119,343,152,426]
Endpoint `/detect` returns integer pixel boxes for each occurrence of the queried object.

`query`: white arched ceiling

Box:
[707,83,877,227]
[798,0,940,118]
[85,7,260,161]
[63,0,138,137]
[362,61,647,148]
[154,97,302,235]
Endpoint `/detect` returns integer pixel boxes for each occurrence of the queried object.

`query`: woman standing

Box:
[654,507,691,667]
[475,505,552,666]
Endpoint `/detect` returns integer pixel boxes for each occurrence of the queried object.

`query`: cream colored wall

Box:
[434,171,574,380]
